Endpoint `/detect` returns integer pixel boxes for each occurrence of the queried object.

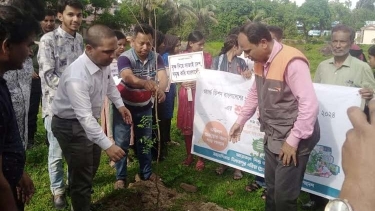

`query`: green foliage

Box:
[298,0,331,41]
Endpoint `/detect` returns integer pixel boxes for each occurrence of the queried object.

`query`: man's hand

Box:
[279,142,297,166]
[17,171,35,204]
[142,80,158,92]
[32,71,39,79]
[339,99,375,210]
[105,145,125,162]
[359,88,374,100]
[118,106,132,124]
[241,70,252,79]
[229,123,244,143]
[155,88,166,103]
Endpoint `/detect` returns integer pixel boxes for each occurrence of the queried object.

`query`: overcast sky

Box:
[292,0,359,9]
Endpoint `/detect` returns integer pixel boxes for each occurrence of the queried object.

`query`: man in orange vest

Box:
[229,22,320,211]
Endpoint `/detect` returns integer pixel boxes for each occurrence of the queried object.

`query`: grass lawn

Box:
[24,42,374,210]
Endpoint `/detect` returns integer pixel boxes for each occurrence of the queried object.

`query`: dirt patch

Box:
[94,175,231,211]
[184,202,234,211]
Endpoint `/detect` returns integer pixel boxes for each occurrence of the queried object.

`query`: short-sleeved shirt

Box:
[0,76,26,188]
[117,48,165,108]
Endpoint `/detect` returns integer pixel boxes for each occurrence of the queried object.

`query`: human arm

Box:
[155,55,168,103]
[118,56,158,91]
[0,155,17,211]
[313,63,322,83]
[65,79,125,161]
[37,37,59,89]
[17,171,35,204]
[229,82,258,143]
[359,64,375,100]
[106,74,132,124]
[339,100,375,211]
[280,59,319,166]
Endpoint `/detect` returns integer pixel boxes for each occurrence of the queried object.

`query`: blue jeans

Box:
[113,105,152,180]
[44,115,65,195]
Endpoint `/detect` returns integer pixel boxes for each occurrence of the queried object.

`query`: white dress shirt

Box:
[51,53,124,150]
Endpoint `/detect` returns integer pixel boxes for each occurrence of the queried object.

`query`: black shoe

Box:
[53,194,67,210]
[302,200,317,210]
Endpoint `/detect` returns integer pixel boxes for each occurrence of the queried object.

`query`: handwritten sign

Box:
[168,52,204,82]
[192,70,362,199]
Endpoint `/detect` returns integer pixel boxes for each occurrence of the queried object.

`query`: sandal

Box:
[245,182,261,192]
[233,169,243,180]
[261,189,267,200]
[215,165,228,175]
[182,155,194,166]
[195,159,205,171]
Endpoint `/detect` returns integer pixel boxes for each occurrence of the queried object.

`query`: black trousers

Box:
[151,102,170,159]
[51,116,101,211]
[264,146,309,211]
[28,78,41,143]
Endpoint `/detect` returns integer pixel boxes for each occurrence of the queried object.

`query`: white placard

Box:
[168,52,204,82]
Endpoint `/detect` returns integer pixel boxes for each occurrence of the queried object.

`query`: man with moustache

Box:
[229,22,320,211]
[303,24,375,210]
[38,0,84,209]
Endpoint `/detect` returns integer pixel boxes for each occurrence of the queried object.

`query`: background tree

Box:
[298,0,331,40]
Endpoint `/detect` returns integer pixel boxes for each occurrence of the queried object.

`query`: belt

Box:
[53,115,79,122]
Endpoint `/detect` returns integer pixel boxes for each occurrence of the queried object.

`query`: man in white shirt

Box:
[51,24,132,211]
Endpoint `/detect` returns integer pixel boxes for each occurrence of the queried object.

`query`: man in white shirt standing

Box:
[51,24,132,211]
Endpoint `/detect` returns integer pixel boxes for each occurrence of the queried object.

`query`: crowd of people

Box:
[2,0,375,211]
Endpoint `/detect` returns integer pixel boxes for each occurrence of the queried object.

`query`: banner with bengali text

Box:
[192,70,361,199]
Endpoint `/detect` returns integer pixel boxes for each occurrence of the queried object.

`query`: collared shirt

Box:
[117,48,165,107]
[314,55,375,89]
[38,26,84,118]
[0,76,25,188]
[236,41,319,148]
[3,58,33,149]
[51,53,124,150]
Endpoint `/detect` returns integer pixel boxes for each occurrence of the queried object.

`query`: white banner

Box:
[192,70,361,199]
[168,52,204,82]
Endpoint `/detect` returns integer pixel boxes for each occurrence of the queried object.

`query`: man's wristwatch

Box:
[325,198,353,211]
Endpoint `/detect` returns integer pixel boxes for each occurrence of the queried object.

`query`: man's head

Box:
[0,5,40,72]
[57,0,83,35]
[84,24,117,67]
[330,24,354,57]
[41,9,56,34]
[267,25,283,42]
[114,30,127,58]
[132,24,154,59]
[238,22,273,63]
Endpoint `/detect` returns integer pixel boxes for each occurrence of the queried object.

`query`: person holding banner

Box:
[229,22,320,211]
[211,34,251,180]
[178,30,212,171]
[304,24,375,210]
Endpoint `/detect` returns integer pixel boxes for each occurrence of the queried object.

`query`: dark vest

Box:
[254,45,320,156]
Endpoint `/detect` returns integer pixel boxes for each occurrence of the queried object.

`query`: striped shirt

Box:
[117,48,165,107]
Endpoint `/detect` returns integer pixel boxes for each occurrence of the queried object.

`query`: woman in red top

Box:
[178,31,212,171]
